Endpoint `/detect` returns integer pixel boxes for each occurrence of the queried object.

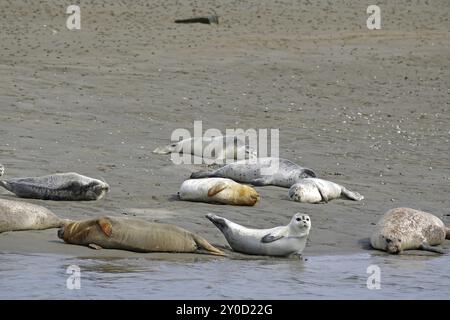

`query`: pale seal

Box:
[288,178,364,203]
[58,216,225,256]
[179,178,259,206]
[0,198,70,233]
[370,207,450,254]
[206,213,311,256]
[0,172,110,201]
[153,135,256,163]
[191,157,317,188]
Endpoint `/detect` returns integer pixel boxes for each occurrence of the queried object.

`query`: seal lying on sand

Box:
[58,216,225,256]
[288,178,363,203]
[191,157,316,188]
[179,178,259,206]
[0,172,110,201]
[153,135,256,163]
[370,207,450,254]
[206,213,311,256]
[0,198,69,233]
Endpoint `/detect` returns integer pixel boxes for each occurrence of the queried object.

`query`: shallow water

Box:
[1,252,449,299]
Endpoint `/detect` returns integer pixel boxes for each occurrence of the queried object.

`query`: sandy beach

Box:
[0,0,449,264]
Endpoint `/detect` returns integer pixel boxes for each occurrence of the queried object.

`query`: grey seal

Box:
[191,157,316,188]
[0,198,70,233]
[0,172,110,201]
[370,207,450,254]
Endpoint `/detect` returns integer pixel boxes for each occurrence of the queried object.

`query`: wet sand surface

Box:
[0,0,449,298]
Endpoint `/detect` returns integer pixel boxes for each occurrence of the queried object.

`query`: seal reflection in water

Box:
[58,216,225,256]
[0,172,110,201]
[179,178,259,206]
[206,213,311,257]
[370,207,450,254]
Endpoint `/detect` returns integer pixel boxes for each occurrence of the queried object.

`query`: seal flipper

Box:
[190,171,216,179]
[302,168,317,178]
[261,233,284,243]
[192,234,226,256]
[341,187,364,201]
[205,213,228,232]
[88,244,103,250]
[420,243,445,254]
[97,218,112,237]
[207,183,227,197]
[249,178,267,186]
[314,184,329,203]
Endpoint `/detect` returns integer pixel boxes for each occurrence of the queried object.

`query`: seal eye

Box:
[306,218,309,221]
[296,218,301,222]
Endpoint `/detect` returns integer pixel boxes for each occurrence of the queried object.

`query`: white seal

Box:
[153,135,256,163]
[206,213,311,256]
[288,178,364,203]
[179,178,259,206]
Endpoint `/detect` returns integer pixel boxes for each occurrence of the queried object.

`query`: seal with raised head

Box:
[191,157,317,188]
[206,213,311,256]
[288,178,364,203]
[58,216,225,256]
[153,135,256,163]
[370,207,450,254]
[0,198,69,233]
[179,178,259,206]
[0,172,110,201]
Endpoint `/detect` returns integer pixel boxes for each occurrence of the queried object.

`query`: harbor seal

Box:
[191,157,317,188]
[58,216,225,256]
[288,178,364,203]
[179,178,259,206]
[0,198,69,233]
[153,135,256,163]
[370,207,450,254]
[0,172,110,201]
[206,213,311,256]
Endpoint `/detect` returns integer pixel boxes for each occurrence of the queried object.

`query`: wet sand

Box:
[0,0,449,259]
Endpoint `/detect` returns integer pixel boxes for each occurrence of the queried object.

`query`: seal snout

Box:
[57,227,65,239]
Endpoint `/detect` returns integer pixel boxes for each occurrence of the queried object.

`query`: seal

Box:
[179,178,259,206]
[370,207,450,254]
[191,157,317,188]
[0,198,69,233]
[153,135,256,163]
[206,213,311,256]
[288,178,364,203]
[0,172,110,201]
[58,216,226,256]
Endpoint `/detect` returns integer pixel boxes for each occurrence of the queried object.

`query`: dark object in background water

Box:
[174,14,219,25]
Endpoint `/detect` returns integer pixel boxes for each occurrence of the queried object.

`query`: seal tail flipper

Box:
[193,234,226,256]
[420,243,445,254]
[190,171,215,179]
[302,168,317,178]
[341,188,364,201]
[153,145,172,154]
[205,213,228,231]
